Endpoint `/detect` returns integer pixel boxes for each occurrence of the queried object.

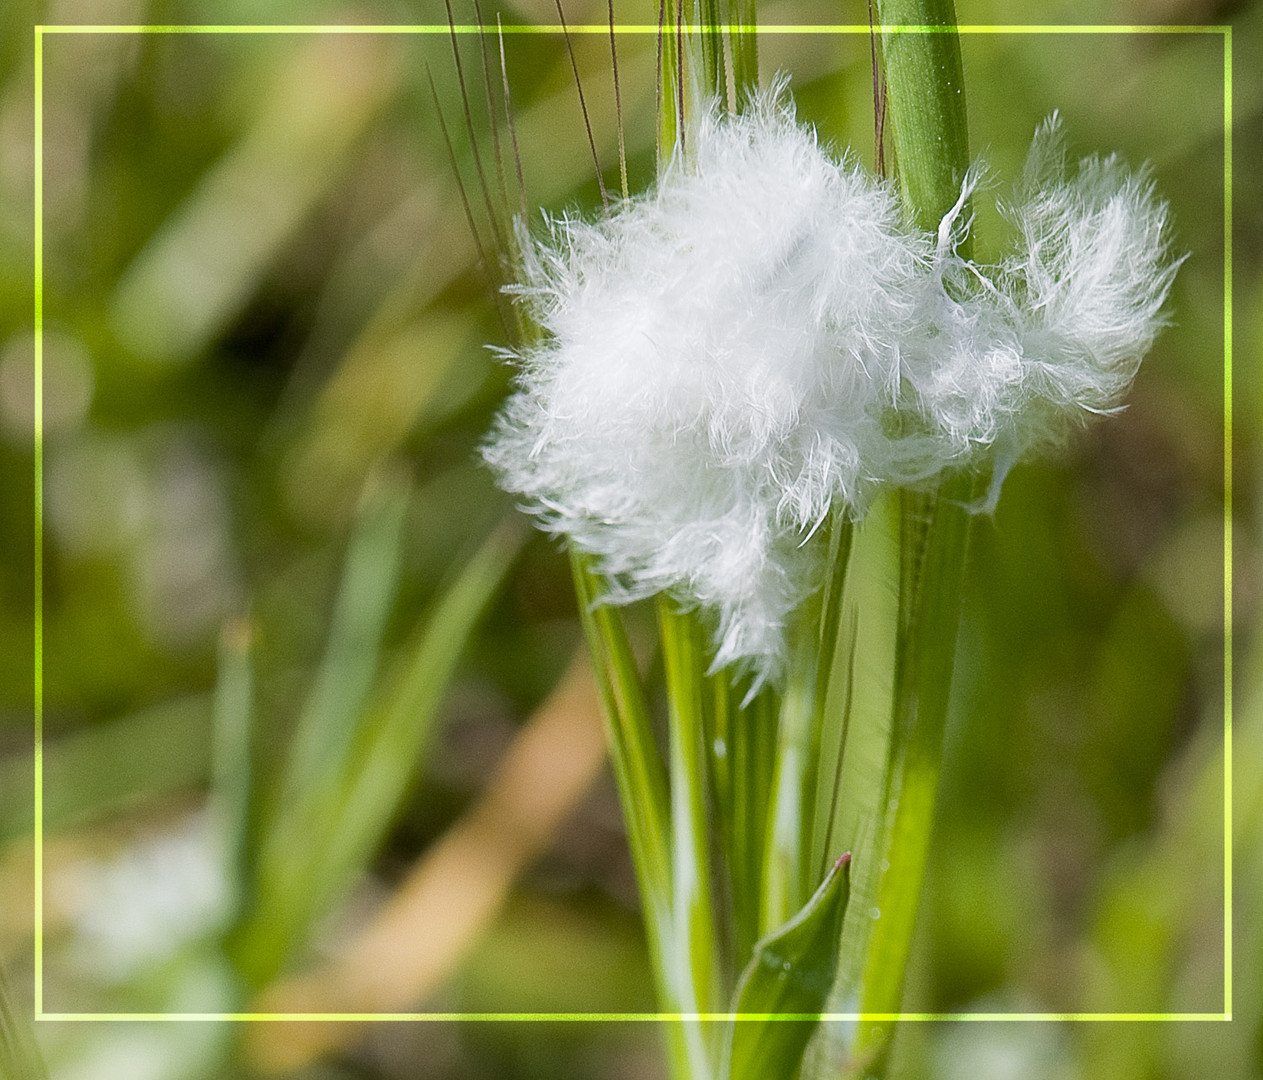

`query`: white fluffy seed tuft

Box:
[484,93,1180,685]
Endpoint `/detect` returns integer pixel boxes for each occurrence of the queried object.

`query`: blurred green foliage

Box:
[0,0,1258,1078]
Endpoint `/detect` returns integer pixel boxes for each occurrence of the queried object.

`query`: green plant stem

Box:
[571,553,694,1079]
[873,0,971,236]
[761,606,821,937]
[697,0,727,102]
[846,2,974,1075]
[724,681,777,971]
[762,517,854,937]
[854,483,973,1060]
[658,0,684,168]
[728,0,759,105]
[660,598,720,1079]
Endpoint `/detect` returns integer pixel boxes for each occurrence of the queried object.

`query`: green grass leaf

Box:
[723,852,852,1080]
[279,470,411,818]
[571,551,694,1073]
[763,514,853,937]
[233,510,523,986]
[570,551,672,920]
[659,598,721,1068]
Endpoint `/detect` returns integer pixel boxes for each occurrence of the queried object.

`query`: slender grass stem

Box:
[697,0,727,101]
[554,0,609,208]
[844,3,975,1075]
[660,598,720,1079]
[471,0,511,229]
[497,18,529,224]
[761,515,854,934]
[761,635,816,934]
[570,552,699,1080]
[606,0,629,198]
[727,0,758,106]
[720,677,776,971]
[444,0,507,254]
[873,0,970,236]
[854,480,973,1058]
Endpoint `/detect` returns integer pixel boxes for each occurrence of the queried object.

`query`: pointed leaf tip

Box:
[723,852,853,1080]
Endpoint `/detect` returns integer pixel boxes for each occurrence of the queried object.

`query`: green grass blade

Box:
[280,470,411,816]
[728,0,759,105]
[857,479,974,1024]
[762,515,854,936]
[826,493,900,1003]
[572,552,696,1075]
[715,675,777,973]
[723,853,852,1080]
[658,0,683,168]
[807,515,856,878]
[699,0,728,102]
[874,0,971,235]
[232,471,411,983]
[815,515,855,715]
[659,597,720,1070]
[315,515,527,912]
[838,9,975,1073]
[706,670,733,857]
[762,625,817,936]
[234,515,523,986]
[570,551,672,922]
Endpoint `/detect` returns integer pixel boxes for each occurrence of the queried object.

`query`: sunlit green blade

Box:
[281,470,410,815]
[571,551,688,1074]
[315,516,526,912]
[657,0,683,167]
[236,471,410,979]
[728,0,759,104]
[874,0,971,236]
[699,0,727,101]
[762,515,853,936]
[826,492,900,1002]
[233,516,522,986]
[727,682,778,969]
[706,669,733,854]
[815,515,855,713]
[658,598,719,1030]
[854,478,975,1069]
[724,853,852,1080]
[570,551,672,918]
[762,648,815,936]
[806,514,856,881]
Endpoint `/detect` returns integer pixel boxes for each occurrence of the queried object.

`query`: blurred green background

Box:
[0,0,1258,1078]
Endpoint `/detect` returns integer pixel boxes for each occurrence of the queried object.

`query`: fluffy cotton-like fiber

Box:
[485,93,1178,684]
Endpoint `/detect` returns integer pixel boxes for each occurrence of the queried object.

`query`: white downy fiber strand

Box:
[906,114,1183,510]
[485,91,1180,685]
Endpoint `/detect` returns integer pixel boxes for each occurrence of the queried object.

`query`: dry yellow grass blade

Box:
[245,650,608,1072]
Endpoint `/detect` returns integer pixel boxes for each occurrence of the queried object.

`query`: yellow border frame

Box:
[32,21,1232,1025]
